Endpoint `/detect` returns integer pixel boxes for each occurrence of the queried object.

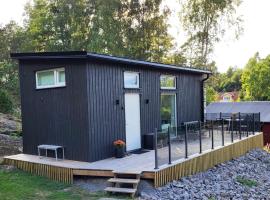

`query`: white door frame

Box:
[124,93,141,151]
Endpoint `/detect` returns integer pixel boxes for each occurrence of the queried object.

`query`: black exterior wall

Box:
[86,60,202,161]
[17,55,206,162]
[19,59,90,161]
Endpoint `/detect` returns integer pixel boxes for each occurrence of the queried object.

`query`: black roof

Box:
[10,51,211,74]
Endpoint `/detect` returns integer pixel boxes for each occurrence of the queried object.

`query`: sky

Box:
[1,0,270,72]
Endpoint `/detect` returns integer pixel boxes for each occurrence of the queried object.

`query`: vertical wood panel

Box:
[19,59,89,162]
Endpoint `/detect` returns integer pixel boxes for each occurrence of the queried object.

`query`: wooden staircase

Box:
[105,171,141,198]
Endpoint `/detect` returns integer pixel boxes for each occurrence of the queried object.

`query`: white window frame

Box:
[124,71,140,89]
[160,75,176,89]
[36,68,66,89]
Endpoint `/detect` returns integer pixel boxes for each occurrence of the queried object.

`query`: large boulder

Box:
[0,113,21,135]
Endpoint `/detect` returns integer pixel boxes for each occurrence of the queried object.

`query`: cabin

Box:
[11,51,211,162]
[206,101,270,145]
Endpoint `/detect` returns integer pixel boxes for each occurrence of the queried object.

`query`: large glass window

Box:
[161,94,177,137]
[124,72,139,88]
[160,75,176,89]
[36,68,66,89]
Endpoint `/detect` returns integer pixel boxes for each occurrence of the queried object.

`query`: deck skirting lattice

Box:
[3,158,73,184]
[154,133,264,187]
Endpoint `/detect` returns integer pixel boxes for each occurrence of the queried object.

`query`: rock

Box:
[0,113,21,135]
[139,149,270,199]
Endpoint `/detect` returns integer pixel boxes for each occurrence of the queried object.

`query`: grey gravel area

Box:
[74,177,108,192]
[140,149,270,200]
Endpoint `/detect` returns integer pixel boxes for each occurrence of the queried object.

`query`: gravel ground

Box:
[74,177,108,192]
[140,149,270,200]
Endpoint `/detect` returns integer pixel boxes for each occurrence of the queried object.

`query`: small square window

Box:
[124,72,139,88]
[36,68,66,89]
[160,75,176,89]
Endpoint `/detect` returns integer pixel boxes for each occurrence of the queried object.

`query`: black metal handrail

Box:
[154,112,261,169]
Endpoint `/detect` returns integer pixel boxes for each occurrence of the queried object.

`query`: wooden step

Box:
[108,178,140,184]
[104,187,136,194]
[113,171,141,175]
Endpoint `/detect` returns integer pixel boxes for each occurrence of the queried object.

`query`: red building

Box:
[217,91,239,102]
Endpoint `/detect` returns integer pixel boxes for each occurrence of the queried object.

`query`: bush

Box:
[0,89,13,114]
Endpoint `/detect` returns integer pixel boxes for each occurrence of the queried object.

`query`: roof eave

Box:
[86,53,211,74]
[10,51,212,74]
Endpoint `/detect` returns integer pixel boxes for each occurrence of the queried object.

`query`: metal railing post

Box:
[253,113,255,135]
[211,120,214,149]
[258,112,261,131]
[168,127,172,165]
[221,118,224,146]
[246,115,249,137]
[231,116,234,143]
[185,124,188,158]
[154,128,158,169]
[239,112,242,140]
[199,121,202,153]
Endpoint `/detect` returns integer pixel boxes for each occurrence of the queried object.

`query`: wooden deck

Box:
[3,132,264,187]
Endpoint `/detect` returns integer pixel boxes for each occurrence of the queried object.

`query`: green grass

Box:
[236,176,258,187]
[0,166,130,200]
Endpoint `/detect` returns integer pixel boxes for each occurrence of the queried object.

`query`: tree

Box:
[0,89,13,114]
[241,53,270,101]
[0,21,27,104]
[206,86,217,105]
[25,0,173,62]
[25,0,93,51]
[218,67,242,92]
[180,0,243,68]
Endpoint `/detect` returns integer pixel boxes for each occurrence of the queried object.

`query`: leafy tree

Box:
[206,86,217,105]
[180,0,243,68]
[24,0,93,51]
[218,67,242,92]
[0,22,27,104]
[241,53,270,101]
[123,0,173,62]
[0,89,13,114]
[25,0,173,62]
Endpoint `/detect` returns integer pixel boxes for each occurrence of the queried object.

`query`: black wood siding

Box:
[19,58,203,162]
[19,59,90,161]
[86,60,202,161]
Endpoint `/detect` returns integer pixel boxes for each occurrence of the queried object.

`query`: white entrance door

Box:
[125,93,141,151]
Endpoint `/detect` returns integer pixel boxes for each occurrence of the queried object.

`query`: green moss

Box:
[236,176,258,187]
